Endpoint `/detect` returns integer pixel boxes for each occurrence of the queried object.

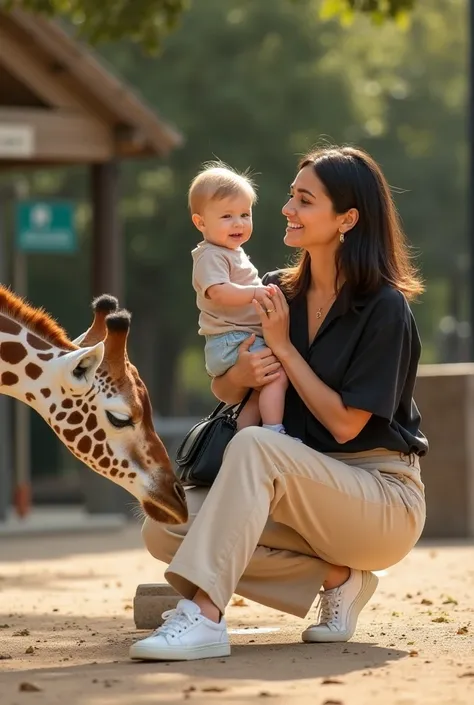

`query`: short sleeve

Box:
[193,250,231,296]
[340,319,411,421]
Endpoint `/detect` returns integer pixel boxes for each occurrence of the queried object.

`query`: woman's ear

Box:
[341,208,359,233]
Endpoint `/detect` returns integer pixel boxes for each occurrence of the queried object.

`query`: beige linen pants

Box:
[142,427,426,618]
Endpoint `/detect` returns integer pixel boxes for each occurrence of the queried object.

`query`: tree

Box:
[1,0,415,49]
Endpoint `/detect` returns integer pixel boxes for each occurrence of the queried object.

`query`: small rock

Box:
[421,598,433,606]
[13,629,30,637]
[0,654,12,660]
[322,678,345,685]
[25,646,35,654]
[201,686,227,692]
[409,650,419,657]
[19,683,41,692]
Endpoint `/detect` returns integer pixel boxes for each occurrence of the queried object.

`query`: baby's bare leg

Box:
[259,371,289,427]
[236,390,261,430]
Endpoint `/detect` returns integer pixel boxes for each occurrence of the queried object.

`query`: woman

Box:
[130,145,427,662]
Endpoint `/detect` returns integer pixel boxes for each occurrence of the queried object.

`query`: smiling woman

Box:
[134,145,427,664]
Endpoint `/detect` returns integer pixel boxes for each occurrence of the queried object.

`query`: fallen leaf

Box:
[409,650,419,657]
[258,693,273,698]
[421,598,433,606]
[323,700,344,705]
[124,604,133,610]
[442,596,458,605]
[322,678,345,685]
[230,596,248,607]
[457,625,469,635]
[459,672,474,678]
[201,686,227,692]
[19,683,41,692]
[432,616,449,623]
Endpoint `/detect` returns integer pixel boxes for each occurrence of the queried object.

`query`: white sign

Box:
[0,124,35,158]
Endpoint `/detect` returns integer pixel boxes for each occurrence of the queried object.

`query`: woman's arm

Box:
[211,334,282,404]
[256,287,371,443]
[278,346,371,443]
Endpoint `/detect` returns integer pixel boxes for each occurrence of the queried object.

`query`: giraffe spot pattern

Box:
[25,362,43,379]
[110,468,118,477]
[41,388,51,398]
[94,429,106,441]
[56,412,67,421]
[0,341,28,364]
[78,436,92,454]
[92,443,104,459]
[61,398,73,409]
[1,371,18,385]
[63,427,82,442]
[99,457,110,469]
[0,315,21,335]
[38,353,54,362]
[86,414,97,431]
[49,403,56,414]
[67,411,83,425]
[25,392,35,402]
[26,332,52,351]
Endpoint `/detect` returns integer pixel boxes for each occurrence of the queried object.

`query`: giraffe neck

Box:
[0,314,67,418]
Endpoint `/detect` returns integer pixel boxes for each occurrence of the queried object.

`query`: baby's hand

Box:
[253,285,274,304]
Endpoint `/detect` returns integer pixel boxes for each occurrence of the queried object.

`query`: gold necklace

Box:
[315,292,336,319]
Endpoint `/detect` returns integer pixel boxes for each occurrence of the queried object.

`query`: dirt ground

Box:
[0,522,473,705]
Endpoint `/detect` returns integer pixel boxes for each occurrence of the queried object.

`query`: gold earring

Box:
[339,231,345,243]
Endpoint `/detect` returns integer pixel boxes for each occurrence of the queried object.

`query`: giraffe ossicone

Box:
[0,286,188,525]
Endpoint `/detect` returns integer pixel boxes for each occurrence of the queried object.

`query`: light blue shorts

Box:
[204,331,267,377]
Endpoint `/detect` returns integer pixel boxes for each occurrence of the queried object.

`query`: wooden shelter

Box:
[0,7,182,299]
[0,9,182,523]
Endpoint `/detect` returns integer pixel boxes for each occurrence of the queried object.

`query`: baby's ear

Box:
[192,213,205,231]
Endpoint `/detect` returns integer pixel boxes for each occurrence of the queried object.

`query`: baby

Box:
[190,161,288,434]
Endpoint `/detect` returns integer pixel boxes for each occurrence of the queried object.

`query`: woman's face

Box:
[282,165,348,249]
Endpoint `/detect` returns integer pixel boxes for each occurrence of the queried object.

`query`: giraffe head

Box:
[0,287,188,525]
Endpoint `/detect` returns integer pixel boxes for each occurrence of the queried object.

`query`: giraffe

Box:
[0,285,188,525]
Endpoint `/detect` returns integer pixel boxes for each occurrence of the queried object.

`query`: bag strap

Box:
[207,388,253,421]
[230,388,253,420]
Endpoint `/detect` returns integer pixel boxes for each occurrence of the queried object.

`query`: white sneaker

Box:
[302,569,379,643]
[129,599,230,661]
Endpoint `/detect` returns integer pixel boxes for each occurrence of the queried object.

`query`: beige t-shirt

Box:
[192,240,263,336]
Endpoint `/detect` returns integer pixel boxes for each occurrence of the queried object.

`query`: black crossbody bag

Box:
[174,390,252,487]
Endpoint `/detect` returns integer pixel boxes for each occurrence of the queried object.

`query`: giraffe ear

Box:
[61,342,105,393]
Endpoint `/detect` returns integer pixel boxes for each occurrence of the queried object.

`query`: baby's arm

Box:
[207,283,273,307]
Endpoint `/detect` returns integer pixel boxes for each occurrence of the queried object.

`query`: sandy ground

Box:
[0,522,473,705]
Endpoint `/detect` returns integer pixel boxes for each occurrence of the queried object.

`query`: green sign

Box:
[16,201,77,253]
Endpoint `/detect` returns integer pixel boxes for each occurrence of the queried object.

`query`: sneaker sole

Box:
[129,641,231,661]
[301,571,379,643]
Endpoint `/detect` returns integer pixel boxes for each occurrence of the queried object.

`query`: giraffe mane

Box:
[0,285,76,351]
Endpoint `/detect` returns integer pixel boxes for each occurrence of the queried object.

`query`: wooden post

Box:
[91,161,123,300]
[81,160,133,517]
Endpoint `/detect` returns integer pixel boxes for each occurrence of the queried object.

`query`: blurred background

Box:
[0,0,470,526]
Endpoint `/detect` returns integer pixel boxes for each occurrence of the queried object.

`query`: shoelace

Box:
[317,589,342,626]
[152,607,199,638]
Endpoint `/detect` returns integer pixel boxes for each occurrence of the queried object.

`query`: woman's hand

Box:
[253,285,294,359]
[211,333,281,403]
[232,333,282,388]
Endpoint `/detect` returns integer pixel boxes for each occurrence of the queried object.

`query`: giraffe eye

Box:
[106,411,133,429]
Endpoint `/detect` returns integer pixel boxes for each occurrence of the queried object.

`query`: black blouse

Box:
[262,270,428,457]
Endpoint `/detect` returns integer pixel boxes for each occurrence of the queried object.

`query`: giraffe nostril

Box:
[173,482,186,505]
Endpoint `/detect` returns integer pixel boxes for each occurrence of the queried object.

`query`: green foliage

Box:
[6,0,467,416]
[1,0,417,50]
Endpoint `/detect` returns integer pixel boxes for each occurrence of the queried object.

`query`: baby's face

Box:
[198,194,253,250]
